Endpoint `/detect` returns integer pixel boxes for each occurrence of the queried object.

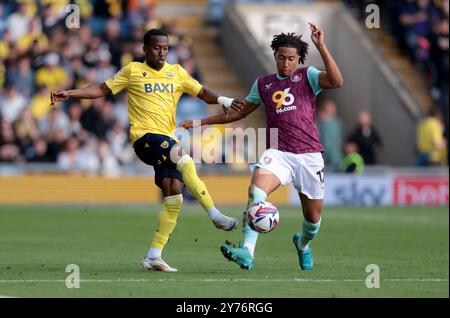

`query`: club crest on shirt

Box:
[160,140,169,149]
[291,74,302,82]
[263,156,272,164]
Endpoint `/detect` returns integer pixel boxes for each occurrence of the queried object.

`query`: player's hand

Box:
[50,90,70,105]
[230,99,245,112]
[179,120,195,129]
[222,99,245,116]
[309,22,324,47]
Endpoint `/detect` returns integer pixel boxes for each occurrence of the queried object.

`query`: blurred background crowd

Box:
[0,0,211,176]
[346,0,448,105]
[345,0,448,167]
[0,0,448,177]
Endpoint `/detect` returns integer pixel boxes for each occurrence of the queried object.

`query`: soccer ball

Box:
[246,201,279,233]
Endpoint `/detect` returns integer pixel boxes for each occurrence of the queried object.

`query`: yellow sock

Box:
[176,155,214,211]
[150,194,183,250]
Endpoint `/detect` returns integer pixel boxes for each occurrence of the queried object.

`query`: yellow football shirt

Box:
[417,117,443,153]
[105,61,203,144]
[417,117,447,164]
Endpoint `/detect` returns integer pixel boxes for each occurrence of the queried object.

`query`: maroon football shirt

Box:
[257,67,324,154]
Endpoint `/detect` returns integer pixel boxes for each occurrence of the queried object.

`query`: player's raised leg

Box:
[173,146,237,231]
[142,177,183,272]
[293,194,323,270]
[243,168,281,256]
[221,167,280,269]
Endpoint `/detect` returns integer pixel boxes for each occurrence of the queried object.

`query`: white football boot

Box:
[141,256,178,272]
[212,215,238,231]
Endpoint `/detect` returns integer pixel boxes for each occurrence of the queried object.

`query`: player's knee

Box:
[170,181,184,195]
[304,211,321,224]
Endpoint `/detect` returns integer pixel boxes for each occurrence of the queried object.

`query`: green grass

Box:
[0,204,448,298]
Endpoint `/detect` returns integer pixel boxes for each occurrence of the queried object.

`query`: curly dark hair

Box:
[143,28,168,46]
[270,32,309,64]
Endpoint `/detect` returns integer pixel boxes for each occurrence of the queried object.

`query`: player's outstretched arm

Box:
[197,86,244,115]
[50,83,111,105]
[180,100,258,129]
[309,22,344,89]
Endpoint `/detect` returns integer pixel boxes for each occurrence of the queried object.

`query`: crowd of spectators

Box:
[2,0,446,175]
[0,0,210,175]
[345,0,449,165]
[316,100,383,172]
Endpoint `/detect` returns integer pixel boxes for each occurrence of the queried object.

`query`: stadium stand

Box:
[0,0,447,207]
[0,0,447,174]
[345,0,449,162]
[218,0,448,166]
[0,0,233,173]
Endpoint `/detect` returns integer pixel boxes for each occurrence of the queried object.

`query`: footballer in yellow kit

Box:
[104,60,202,144]
[51,29,245,272]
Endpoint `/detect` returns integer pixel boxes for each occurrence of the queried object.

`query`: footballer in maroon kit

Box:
[181,23,343,270]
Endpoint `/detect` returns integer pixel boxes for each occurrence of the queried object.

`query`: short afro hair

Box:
[143,29,168,46]
[271,32,309,64]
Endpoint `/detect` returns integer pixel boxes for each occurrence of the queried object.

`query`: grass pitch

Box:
[0,204,448,298]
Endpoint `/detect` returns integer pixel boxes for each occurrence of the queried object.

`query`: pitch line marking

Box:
[0,278,447,283]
